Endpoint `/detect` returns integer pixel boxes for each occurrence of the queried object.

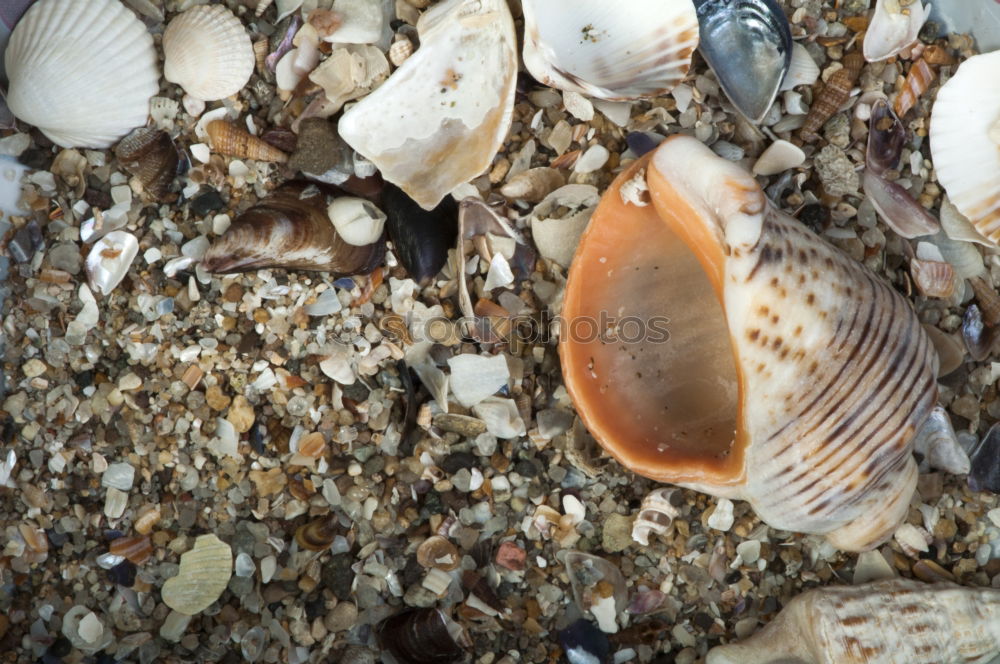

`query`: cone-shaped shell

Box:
[206,120,288,162]
[560,135,937,551]
[163,4,254,101]
[337,0,518,211]
[4,0,160,148]
[520,0,699,101]
[929,50,1000,245]
[201,181,384,274]
[707,579,1000,664]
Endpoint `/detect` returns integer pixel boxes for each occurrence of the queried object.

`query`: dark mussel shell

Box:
[295,514,339,552]
[376,608,470,664]
[201,181,385,275]
[969,421,1000,493]
[114,127,179,200]
[867,99,907,176]
[383,183,458,284]
[558,618,611,664]
[694,0,792,123]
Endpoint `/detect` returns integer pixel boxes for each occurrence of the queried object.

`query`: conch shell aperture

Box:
[559,136,938,551]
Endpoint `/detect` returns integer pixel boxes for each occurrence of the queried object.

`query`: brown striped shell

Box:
[295,514,339,551]
[109,535,153,564]
[800,51,863,142]
[114,128,178,200]
[707,579,1000,664]
[894,57,936,118]
[206,120,288,162]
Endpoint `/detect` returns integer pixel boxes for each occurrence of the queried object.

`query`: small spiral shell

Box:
[205,120,288,163]
[800,52,864,142]
[631,488,681,546]
[894,57,936,118]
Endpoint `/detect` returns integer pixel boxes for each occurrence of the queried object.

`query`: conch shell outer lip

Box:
[559,135,938,551]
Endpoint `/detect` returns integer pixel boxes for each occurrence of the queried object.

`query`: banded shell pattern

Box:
[560,136,938,551]
[520,0,699,101]
[163,4,255,101]
[4,0,160,148]
[707,579,1000,664]
[205,120,288,162]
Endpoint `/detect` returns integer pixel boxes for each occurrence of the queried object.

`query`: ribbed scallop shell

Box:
[520,0,699,101]
[929,50,1000,245]
[707,579,1000,664]
[4,0,159,148]
[163,5,254,101]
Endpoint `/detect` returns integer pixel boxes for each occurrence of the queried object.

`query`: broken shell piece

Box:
[114,128,179,200]
[338,0,518,210]
[327,0,392,45]
[864,0,927,62]
[912,406,971,475]
[930,50,1000,245]
[940,197,992,247]
[866,99,907,176]
[706,579,1000,664]
[923,324,964,377]
[632,487,682,546]
[86,231,139,296]
[416,535,461,571]
[4,0,159,148]
[384,184,458,284]
[377,609,471,664]
[161,534,233,616]
[530,184,601,267]
[910,258,957,299]
[206,120,288,162]
[163,5,254,101]
[447,353,510,409]
[563,551,627,634]
[500,167,565,203]
[779,42,820,91]
[863,169,940,239]
[295,514,339,551]
[389,37,413,67]
[327,197,387,246]
[752,139,805,176]
[561,136,938,551]
[202,182,383,274]
[308,45,390,114]
[521,0,699,101]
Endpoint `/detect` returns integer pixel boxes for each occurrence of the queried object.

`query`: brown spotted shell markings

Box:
[707,579,1000,664]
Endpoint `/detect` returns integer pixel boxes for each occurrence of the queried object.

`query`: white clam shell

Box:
[752,139,805,176]
[86,230,139,296]
[864,0,928,62]
[163,5,254,101]
[930,50,1000,245]
[4,0,159,148]
[521,0,699,101]
[327,197,386,246]
[338,0,518,210]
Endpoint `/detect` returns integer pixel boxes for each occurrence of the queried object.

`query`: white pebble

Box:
[707,498,735,531]
[575,144,610,174]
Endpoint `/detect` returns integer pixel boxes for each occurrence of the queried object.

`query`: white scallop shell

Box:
[4,0,159,148]
[163,5,254,101]
[930,50,1000,245]
[521,0,699,101]
[337,0,518,210]
[864,0,928,62]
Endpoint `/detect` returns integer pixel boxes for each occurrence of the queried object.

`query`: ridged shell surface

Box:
[520,0,699,101]
[4,0,159,148]
[929,50,1000,245]
[707,579,1000,664]
[163,5,254,101]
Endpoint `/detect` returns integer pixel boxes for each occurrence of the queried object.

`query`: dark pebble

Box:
[440,452,477,474]
[626,132,659,157]
[321,553,355,601]
[47,637,72,657]
[83,188,113,210]
[797,203,830,232]
[513,459,540,478]
[969,422,1000,494]
[383,184,457,284]
[108,560,137,587]
[190,190,226,217]
[73,370,93,388]
[692,612,715,631]
[558,619,610,664]
[9,221,42,263]
[45,529,68,548]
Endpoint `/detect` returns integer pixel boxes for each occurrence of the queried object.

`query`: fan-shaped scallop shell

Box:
[560,135,937,551]
[707,579,1000,664]
[4,0,159,148]
[520,0,699,101]
[929,50,1000,245]
[163,5,254,101]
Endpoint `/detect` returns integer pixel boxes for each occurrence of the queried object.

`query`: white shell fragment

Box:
[5,0,160,148]
[752,140,805,176]
[530,184,601,267]
[327,197,387,246]
[86,231,139,296]
[632,487,681,546]
[930,50,1000,245]
[864,0,928,62]
[308,45,390,114]
[161,534,233,616]
[163,5,255,101]
[779,42,820,91]
[338,0,518,210]
[521,0,699,101]
[447,354,510,408]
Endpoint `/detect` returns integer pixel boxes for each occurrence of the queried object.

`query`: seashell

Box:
[922,324,964,377]
[388,36,413,67]
[86,231,139,296]
[500,167,566,203]
[940,197,992,247]
[706,579,1000,664]
[4,0,159,148]
[563,551,627,634]
[109,535,153,565]
[416,535,460,571]
[338,0,518,210]
[134,506,161,535]
[893,56,936,118]
[864,0,928,62]
[114,128,179,200]
[969,421,1000,494]
[970,276,1000,327]
[50,148,89,198]
[308,45,390,114]
[202,182,384,274]
[383,183,458,284]
[910,258,957,298]
[560,135,938,551]
[866,99,906,176]
[376,608,471,664]
[911,406,971,475]
[161,534,232,616]
[862,169,940,239]
[558,619,611,664]
[631,487,682,546]
[326,0,392,46]
[206,120,288,163]
[327,197,387,247]
[800,51,863,143]
[163,5,254,102]
[520,0,698,101]
[963,304,993,362]
[694,0,793,123]
[295,514,338,551]
[779,42,820,92]
[929,50,1000,245]
[921,44,956,66]
[752,139,805,176]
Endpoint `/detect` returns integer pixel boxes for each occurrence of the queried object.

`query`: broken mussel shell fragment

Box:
[114,127,180,200]
[560,135,938,551]
[201,181,384,274]
[295,514,339,551]
[693,0,792,123]
[383,183,458,284]
[969,422,1000,494]
[376,608,471,664]
[706,579,1000,664]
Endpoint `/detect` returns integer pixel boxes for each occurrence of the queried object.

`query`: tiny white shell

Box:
[5,0,160,148]
[521,0,699,101]
[86,231,139,296]
[327,197,386,246]
[779,42,820,91]
[864,0,927,62]
[752,139,805,176]
[163,5,254,101]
